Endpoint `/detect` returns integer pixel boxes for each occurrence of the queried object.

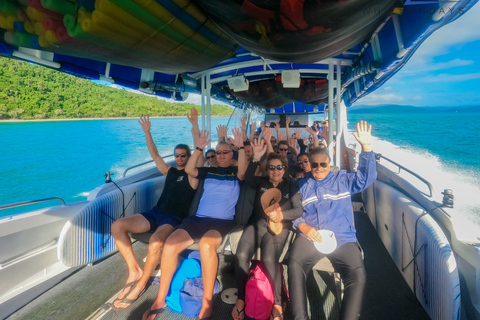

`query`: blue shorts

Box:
[177,216,237,243]
[140,210,183,232]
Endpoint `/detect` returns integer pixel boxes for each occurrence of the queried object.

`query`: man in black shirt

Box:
[111,110,201,309]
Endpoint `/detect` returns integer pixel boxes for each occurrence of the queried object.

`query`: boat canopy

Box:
[0,0,477,112]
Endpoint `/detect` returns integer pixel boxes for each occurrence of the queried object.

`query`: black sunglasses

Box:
[311,162,328,169]
[175,153,187,158]
[298,159,309,164]
[279,148,288,151]
[216,150,231,155]
[268,165,284,171]
[205,155,216,160]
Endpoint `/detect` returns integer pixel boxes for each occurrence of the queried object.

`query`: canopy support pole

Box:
[200,74,212,149]
[335,60,343,168]
[327,61,334,162]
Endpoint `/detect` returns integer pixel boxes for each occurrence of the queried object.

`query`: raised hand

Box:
[352,120,373,152]
[186,107,198,125]
[305,126,316,135]
[320,126,329,141]
[240,117,246,130]
[299,223,323,242]
[294,128,302,139]
[230,127,244,149]
[289,138,297,150]
[303,136,309,145]
[275,121,280,131]
[138,115,151,133]
[260,121,265,131]
[251,137,266,160]
[197,130,211,150]
[278,130,287,141]
[262,127,273,142]
[286,117,291,126]
[216,124,227,141]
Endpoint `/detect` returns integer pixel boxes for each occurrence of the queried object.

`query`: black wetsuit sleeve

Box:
[245,160,262,189]
[281,182,304,221]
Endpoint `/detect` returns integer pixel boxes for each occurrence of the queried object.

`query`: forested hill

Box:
[0,57,233,120]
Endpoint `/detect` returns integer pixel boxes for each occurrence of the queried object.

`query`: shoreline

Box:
[0,115,229,123]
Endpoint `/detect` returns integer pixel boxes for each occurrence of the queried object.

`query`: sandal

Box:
[113,284,147,309]
[271,312,283,319]
[232,304,245,320]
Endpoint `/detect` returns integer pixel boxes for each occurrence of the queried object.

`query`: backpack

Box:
[245,261,274,320]
[180,277,220,318]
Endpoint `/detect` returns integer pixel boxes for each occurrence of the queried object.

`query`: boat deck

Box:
[6,211,430,320]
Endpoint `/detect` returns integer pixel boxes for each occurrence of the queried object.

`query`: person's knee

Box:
[111,219,127,236]
[345,266,366,289]
[199,237,219,254]
[162,238,183,257]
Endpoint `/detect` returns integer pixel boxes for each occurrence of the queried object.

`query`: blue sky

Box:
[356,2,480,107]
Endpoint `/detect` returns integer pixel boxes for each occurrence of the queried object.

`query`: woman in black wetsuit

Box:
[232,139,303,320]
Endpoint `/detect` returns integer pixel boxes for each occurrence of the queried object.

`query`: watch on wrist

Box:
[196,147,203,152]
[252,158,260,163]
[238,146,245,150]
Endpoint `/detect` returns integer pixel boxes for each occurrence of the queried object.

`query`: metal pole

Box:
[327,61,334,161]
[206,73,212,149]
[335,60,342,168]
[201,75,206,131]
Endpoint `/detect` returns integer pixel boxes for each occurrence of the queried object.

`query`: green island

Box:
[0,56,233,120]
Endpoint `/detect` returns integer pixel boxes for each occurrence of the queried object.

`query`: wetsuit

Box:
[235,160,303,306]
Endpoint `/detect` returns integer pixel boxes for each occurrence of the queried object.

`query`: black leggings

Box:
[287,235,366,320]
[235,219,289,305]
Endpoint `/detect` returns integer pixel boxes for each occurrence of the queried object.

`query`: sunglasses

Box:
[205,155,216,160]
[216,150,231,155]
[279,148,288,151]
[268,165,284,171]
[311,162,329,169]
[298,159,309,164]
[175,153,187,158]
[270,139,276,142]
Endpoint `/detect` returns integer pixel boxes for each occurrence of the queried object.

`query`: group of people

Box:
[110,108,377,320]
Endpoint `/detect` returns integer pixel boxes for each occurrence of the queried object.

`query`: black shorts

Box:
[177,216,237,243]
[140,210,183,232]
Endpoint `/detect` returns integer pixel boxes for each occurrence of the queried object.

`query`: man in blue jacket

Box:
[289,121,377,320]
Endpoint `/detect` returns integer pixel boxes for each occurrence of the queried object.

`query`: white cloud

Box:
[356,91,405,105]
[401,59,474,74]
[419,72,480,82]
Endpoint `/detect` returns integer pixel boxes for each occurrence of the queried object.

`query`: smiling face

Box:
[268,159,285,184]
[205,151,217,167]
[298,154,311,172]
[277,142,289,157]
[174,148,189,168]
[216,143,233,167]
[244,144,253,162]
[310,152,331,181]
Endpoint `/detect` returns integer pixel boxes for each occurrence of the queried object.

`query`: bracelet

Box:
[238,146,245,150]
[196,147,203,152]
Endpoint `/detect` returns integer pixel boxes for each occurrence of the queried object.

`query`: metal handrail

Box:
[376,153,434,197]
[0,197,66,211]
[122,159,155,177]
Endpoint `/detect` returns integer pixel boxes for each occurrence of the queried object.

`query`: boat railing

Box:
[376,153,434,198]
[122,160,155,177]
[0,197,66,211]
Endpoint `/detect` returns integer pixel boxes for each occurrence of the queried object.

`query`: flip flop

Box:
[232,304,245,320]
[111,280,138,307]
[145,307,166,319]
[113,284,147,309]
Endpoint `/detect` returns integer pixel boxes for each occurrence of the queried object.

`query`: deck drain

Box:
[221,288,238,304]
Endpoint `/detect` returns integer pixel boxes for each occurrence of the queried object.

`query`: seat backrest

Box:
[187,180,205,217]
[234,181,256,225]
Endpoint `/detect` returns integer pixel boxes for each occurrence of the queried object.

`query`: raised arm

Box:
[245,138,266,188]
[286,116,291,145]
[187,107,204,167]
[305,126,319,149]
[262,127,275,155]
[230,127,247,180]
[250,121,257,140]
[240,117,248,141]
[186,130,211,178]
[139,115,170,176]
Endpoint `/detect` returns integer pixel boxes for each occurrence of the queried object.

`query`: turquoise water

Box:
[1,111,479,225]
[0,117,230,216]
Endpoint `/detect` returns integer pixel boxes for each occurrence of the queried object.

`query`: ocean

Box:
[1,111,479,227]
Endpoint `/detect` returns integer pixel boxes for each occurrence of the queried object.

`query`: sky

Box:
[356,2,480,107]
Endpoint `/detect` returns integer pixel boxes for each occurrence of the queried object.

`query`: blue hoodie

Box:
[293,151,377,247]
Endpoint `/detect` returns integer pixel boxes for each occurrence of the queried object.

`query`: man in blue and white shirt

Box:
[289,121,377,320]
